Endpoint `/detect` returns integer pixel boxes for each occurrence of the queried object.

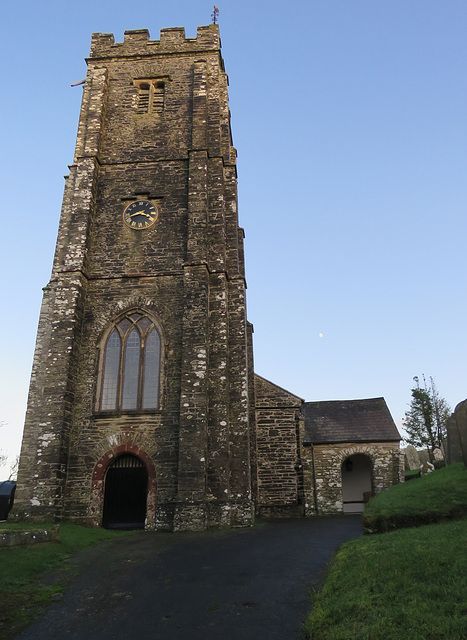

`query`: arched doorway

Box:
[102,454,148,529]
[341,454,373,514]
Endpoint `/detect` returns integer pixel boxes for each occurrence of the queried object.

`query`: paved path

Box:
[18,516,362,640]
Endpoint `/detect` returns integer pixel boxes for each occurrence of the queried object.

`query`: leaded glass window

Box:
[99,312,161,411]
[121,329,141,410]
[142,329,161,409]
[101,330,121,411]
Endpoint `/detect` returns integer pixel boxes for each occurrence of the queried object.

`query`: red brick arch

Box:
[88,444,156,529]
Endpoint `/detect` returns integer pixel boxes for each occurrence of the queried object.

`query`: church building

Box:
[14,25,402,530]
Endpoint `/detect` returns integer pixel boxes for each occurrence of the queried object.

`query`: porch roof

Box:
[302,397,401,444]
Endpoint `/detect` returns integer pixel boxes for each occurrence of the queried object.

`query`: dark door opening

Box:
[103,454,148,529]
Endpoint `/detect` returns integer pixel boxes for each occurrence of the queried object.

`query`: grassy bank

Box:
[363,463,467,533]
[0,523,130,639]
[305,519,467,640]
[305,464,467,639]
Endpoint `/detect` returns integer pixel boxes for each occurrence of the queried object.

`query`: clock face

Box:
[123,200,158,229]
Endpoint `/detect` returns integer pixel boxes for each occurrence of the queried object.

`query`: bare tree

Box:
[8,455,19,481]
[404,375,451,462]
[0,420,7,471]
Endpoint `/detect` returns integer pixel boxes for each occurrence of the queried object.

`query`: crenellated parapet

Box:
[89,25,221,59]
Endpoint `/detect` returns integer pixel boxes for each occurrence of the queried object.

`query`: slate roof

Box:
[302,397,401,444]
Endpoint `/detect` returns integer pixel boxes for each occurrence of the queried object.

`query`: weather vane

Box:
[211,6,219,24]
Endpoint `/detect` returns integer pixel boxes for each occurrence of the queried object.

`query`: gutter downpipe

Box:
[311,444,319,515]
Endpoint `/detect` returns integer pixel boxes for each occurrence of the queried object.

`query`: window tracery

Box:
[99,312,162,412]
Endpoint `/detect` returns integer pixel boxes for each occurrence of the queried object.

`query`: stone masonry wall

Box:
[254,376,304,517]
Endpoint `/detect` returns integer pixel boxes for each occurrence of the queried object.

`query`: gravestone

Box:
[446,400,467,466]
[417,450,430,467]
[404,446,421,470]
[420,460,434,475]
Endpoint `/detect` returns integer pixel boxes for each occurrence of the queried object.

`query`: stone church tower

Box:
[15,25,255,530]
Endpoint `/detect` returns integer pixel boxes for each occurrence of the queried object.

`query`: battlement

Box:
[89,25,221,59]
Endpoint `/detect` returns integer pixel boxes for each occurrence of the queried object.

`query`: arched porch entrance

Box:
[102,453,148,529]
[341,453,373,514]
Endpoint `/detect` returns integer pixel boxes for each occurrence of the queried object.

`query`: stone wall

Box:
[254,376,304,517]
[0,525,61,548]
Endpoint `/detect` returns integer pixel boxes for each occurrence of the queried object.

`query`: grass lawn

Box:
[0,523,130,640]
[305,519,467,640]
[305,464,467,639]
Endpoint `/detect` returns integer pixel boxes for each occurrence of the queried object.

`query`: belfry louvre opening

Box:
[102,454,148,530]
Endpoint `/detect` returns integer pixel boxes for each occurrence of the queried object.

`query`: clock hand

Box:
[130,211,152,218]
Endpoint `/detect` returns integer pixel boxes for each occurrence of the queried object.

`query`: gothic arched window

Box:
[99,312,162,412]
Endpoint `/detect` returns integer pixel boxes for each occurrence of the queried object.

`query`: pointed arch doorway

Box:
[341,453,373,514]
[102,453,148,529]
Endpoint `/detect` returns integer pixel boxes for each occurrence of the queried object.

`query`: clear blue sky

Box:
[1,1,466,473]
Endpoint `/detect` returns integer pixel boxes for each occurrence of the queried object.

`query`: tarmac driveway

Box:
[18,516,362,640]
